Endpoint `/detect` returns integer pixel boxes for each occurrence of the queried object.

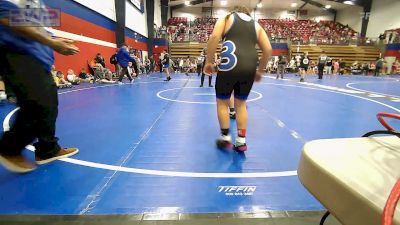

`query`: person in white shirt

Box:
[289,57,296,73]
[183,57,191,75]
[179,58,184,73]
[66,69,81,85]
[127,62,136,79]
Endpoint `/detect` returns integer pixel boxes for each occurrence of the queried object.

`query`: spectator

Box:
[288,57,296,73]
[94,63,107,81]
[158,58,163,73]
[54,71,72,89]
[197,53,205,76]
[339,59,346,75]
[325,57,332,75]
[127,61,137,78]
[149,56,155,73]
[179,58,184,72]
[144,56,150,74]
[110,50,119,73]
[368,61,376,75]
[154,24,158,37]
[78,68,94,83]
[375,57,384,76]
[102,70,117,84]
[66,69,81,85]
[95,69,116,84]
[132,56,140,77]
[135,55,144,74]
[333,59,340,75]
[172,58,179,73]
[50,65,57,77]
[393,60,400,74]
[266,60,273,73]
[362,63,369,75]
[183,56,191,75]
[351,61,362,75]
[116,44,135,84]
[277,55,287,79]
[295,54,301,68]
[317,51,328,79]
[95,53,106,68]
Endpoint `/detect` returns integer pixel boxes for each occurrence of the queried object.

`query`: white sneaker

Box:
[118,81,123,85]
[130,79,135,83]
[216,134,232,150]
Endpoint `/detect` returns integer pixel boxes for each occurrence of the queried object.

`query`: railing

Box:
[170,33,378,46]
[294,37,378,46]
[170,33,288,44]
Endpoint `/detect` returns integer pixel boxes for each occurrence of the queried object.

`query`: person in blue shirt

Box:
[0,0,80,173]
[116,44,136,84]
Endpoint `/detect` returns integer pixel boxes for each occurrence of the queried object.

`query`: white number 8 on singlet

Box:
[218,40,238,71]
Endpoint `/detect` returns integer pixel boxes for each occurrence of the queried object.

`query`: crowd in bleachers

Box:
[167,17,218,42]
[166,17,372,45]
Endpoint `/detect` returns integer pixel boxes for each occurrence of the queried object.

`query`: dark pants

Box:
[150,64,155,73]
[197,64,202,76]
[118,66,133,82]
[318,64,325,79]
[113,64,120,75]
[374,67,381,76]
[277,64,285,78]
[200,73,212,86]
[199,61,212,86]
[0,53,61,158]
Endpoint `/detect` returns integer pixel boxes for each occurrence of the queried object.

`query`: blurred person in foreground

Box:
[0,0,80,173]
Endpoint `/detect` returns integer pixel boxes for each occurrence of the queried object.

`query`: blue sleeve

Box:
[123,49,135,61]
[0,1,18,18]
[122,49,130,58]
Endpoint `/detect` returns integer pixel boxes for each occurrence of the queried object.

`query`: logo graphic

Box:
[9,8,61,27]
[218,186,257,196]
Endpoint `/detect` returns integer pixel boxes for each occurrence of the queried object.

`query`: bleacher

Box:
[170,42,289,60]
[171,42,379,65]
[291,45,380,65]
[258,19,357,44]
[167,17,360,44]
[170,43,208,59]
[168,17,380,67]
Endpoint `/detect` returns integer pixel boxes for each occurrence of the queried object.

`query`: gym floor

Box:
[0,72,399,225]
